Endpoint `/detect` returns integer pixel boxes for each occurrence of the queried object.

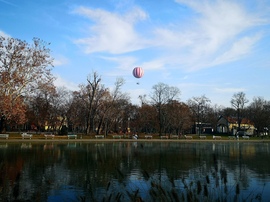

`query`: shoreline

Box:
[1,138,270,143]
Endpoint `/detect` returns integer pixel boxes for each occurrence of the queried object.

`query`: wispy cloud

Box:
[2,0,269,107]
[53,55,70,67]
[163,0,266,71]
[54,75,79,91]
[0,30,11,38]
[214,87,246,93]
[72,0,269,74]
[73,6,148,54]
[212,34,262,65]
[0,0,16,7]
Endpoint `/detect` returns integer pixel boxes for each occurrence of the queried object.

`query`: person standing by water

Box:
[133,133,138,139]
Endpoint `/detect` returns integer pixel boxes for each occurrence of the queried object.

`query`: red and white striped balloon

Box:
[132,67,144,78]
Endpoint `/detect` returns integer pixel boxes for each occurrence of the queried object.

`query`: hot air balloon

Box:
[132,67,144,78]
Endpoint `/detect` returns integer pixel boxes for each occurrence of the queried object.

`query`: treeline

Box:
[1,36,270,135]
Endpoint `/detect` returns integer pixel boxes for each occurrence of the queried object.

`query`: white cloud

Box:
[173,1,251,42]
[53,55,70,66]
[212,34,261,65]
[0,30,11,38]
[54,75,79,91]
[125,88,147,105]
[72,1,268,74]
[99,55,137,71]
[73,6,148,54]
[156,0,267,71]
[141,58,167,71]
[152,28,194,50]
[214,87,245,93]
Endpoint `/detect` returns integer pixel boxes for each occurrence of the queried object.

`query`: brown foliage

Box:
[0,36,54,126]
[1,95,26,124]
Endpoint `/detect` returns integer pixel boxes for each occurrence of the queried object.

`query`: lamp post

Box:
[128,117,130,129]
[198,103,202,136]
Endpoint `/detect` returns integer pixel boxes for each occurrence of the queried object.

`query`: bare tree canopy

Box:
[150,82,181,136]
[188,95,211,120]
[150,82,180,105]
[247,97,270,134]
[78,71,105,134]
[187,95,211,135]
[231,92,249,110]
[231,92,249,130]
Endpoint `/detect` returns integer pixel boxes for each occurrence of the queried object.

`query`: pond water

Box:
[0,141,270,202]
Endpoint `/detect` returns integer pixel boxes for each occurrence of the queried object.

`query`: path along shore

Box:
[1,136,270,143]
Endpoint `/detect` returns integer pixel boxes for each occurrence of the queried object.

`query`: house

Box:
[193,122,213,134]
[217,116,255,135]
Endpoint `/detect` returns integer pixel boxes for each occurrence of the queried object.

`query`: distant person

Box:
[133,133,138,139]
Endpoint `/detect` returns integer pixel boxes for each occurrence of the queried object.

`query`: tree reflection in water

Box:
[0,142,269,201]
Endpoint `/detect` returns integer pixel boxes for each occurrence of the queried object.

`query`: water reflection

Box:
[0,142,270,201]
[20,143,32,149]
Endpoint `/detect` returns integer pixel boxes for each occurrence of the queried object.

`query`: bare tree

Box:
[247,97,270,136]
[95,78,129,136]
[77,72,129,135]
[26,83,56,132]
[67,91,88,133]
[187,95,211,135]
[206,104,224,133]
[78,71,106,134]
[166,100,192,136]
[231,92,249,131]
[135,104,158,134]
[138,94,147,105]
[150,82,180,136]
[49,87,73,133]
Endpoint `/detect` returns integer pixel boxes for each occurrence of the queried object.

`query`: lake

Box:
[0,141,270,201]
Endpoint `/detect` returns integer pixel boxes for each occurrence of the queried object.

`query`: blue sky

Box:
[1,0,270,107]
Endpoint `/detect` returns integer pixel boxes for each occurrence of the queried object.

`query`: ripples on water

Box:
[0,141,270,201]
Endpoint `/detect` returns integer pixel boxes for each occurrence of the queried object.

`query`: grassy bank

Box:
[0,132,269,142]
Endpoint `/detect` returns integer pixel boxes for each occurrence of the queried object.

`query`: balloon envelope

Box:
[133,67,144,78]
